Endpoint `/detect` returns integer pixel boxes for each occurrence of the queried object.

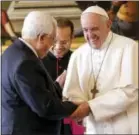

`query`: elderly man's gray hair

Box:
[22,11,56,39]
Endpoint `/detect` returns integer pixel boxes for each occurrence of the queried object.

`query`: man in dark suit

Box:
[2,11,77,135]
[42,17,74,82]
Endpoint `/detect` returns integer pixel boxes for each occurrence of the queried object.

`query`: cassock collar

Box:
[19,37,39,58]
[99,31,113,50]
[49,46,72,59]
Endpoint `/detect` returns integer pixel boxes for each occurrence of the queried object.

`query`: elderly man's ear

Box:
[38,34,46,41]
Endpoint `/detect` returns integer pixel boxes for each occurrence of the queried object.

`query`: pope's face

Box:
[81,13,111,49]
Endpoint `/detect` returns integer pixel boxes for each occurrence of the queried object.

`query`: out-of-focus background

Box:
[1,1,139,54]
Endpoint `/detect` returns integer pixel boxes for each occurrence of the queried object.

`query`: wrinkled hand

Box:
[70,102,90,122]
[56,70,66,88]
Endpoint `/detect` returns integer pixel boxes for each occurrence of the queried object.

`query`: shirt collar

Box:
[19,38,39,58]
[100,31,113,50]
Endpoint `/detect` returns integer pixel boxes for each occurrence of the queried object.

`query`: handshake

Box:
[70,101,91,122]
[56,70,91,122]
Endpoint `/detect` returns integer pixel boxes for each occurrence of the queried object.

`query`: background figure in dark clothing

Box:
[2,11,77,135]
[76,1,111,11]
[42,17,74,81]
[42,17,74,135]
[111,1,139,40]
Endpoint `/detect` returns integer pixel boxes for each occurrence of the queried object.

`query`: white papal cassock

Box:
[63,31,138,134]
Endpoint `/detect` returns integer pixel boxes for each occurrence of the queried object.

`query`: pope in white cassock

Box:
[63,6,138,134]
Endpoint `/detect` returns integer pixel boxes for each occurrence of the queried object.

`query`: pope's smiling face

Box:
[81,13,111,49]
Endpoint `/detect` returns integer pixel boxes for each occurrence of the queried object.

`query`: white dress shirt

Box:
[19,38,38,58]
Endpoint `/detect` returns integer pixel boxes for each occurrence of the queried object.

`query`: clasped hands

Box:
[56,71,91,122]
[70,101,91,122]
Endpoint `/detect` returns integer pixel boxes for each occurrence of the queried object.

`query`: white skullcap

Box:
[82,5,109,19]
[22,11,56,39]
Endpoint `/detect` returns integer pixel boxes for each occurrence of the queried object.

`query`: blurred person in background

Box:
[111,1,139,40]
[42,17,74,81]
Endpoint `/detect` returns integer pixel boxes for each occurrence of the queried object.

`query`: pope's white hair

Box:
[22,11,57,39]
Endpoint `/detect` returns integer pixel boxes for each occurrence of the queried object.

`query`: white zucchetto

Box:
[82,5,109,19]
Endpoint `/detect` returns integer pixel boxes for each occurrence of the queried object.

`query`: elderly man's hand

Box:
[70,102,90,122]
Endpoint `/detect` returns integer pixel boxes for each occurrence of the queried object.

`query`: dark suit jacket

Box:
[42,50,73,134]
[42,50,72,81]
[2,39,77,135]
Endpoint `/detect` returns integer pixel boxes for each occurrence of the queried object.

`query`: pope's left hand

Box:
[70,102,90,122]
